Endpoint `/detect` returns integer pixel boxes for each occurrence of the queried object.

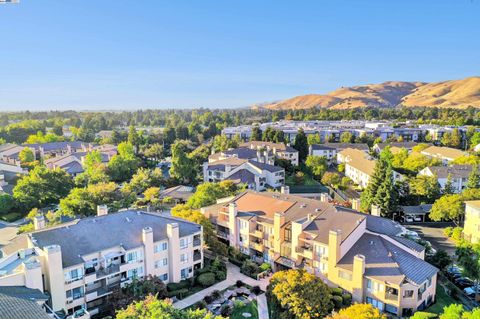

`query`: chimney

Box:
[320,193,330,203]
[351,199,361,211]
[97,205,108,217]
[352,254,366,302]
[33,215,45,230]
[328,229,342,271]
[281,185,290,194]
[371,205,381,216]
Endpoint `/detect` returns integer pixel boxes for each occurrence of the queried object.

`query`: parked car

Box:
[413,216,422,222]
[455,277,474,289]
[404,216,414,223]
[446,265,463,279]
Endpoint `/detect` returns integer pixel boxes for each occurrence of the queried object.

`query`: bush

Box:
[332,295,343,309]
[168,288,189,299]
[411,312,438,319]
[331,287,343,296]
[252,285,262,295]
[211,290,222,300]
[215,270,226,281]
[167,280,190,291]
[220,304,232,317]
[197,272,216,287]
[259,262,271,272]
[195,300,207,310]
[241,259,260,278]
[236,280,244,287]
[203,295,213,303]
[342,293,352,306]
[443,226,453,237]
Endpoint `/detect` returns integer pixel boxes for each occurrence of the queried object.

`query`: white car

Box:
[414,216,422,222]
[405,216,414,223]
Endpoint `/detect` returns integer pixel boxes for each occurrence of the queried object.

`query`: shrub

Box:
[332,295,343,309]
[167,280,190,291]
[236,280,244,287]
[196,300,207,310]
[259,262,271,272]
[215,270,226,281]
[211,290,222,300]
[168,288,189,299]
[342,293,352,306]
[444,226,453,237]
[411,312,437,319]
[220,304,232,317]
[331,287,343,296]
[203,295,213,303]
[197,272,216,287]
[252,285,262,295]
[241,259,260,278]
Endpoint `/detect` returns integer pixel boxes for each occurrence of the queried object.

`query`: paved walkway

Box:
[173,262,270,318]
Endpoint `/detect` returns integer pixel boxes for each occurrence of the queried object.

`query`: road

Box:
[405,222,456,255]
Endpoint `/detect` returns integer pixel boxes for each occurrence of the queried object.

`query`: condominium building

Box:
[203,158,285,191]
[240,141,299,166]
[0,208,203,316]
[418,165,473,194]
[420,146,467,165]
[463,201,480,244]
[201,190,437,317]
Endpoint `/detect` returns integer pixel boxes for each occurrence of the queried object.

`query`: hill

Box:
[257,76,480,110]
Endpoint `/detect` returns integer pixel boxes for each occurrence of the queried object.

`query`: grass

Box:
[424,283,456,315]
[231,300,259,319]
[0,211,23,222]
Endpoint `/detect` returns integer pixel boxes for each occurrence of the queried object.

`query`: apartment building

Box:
[463,201,480,244]
[0,208,203,316]
[209,147,275,166]
[201,190,438,317]
[309,145,337,163]
[418,165,473,194]
[240,141,299,166]
[420,146,467,165]
[203,158,285,191]
[373,142,423,155]
[44,148,116,177]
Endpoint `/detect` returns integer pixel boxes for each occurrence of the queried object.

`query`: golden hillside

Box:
[258,77,480,110]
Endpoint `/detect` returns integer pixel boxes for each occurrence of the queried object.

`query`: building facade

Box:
[202,191,437,317]
[464,201,480,244]
[418,165,473,194]
[0,209,203,316]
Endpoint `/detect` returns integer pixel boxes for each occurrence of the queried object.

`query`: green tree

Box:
[429,194,463,223]
[18,147,35,165]
[294,129,309,163]
[76,150,109,185]
[467,166,480,189]
[13,166,73,211]
[469,132,480,149]
[0,193,14,216]
[115,294,222,319]
[321,172,342,188]
[126,168,163,194]
[127,125,141,153]
[426,249,452,273]
[169,141,196,183]
[268,269,333,319]
[305,155,328,179]
[443,174,456,195]
[452,155,480,166]
[250,126,262,141]
[409,175,441,203]
[142,143,164,162]
[307,133,321,145]
[212,134,238,152]
[186,181,238,209]
[107,142,139,182]
[340,131,354,143]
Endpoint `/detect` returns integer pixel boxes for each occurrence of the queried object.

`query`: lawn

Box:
[0,211,23,223]
[425,283,456,315]
[231,300,258,319]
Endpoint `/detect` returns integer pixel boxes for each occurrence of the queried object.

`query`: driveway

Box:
[405,222,456,256]
[173,262,270,318]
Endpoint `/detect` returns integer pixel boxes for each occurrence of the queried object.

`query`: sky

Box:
[0,0,479,111]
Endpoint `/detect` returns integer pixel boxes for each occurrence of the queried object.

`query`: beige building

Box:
[464,201,480,244]
[240,141,299,166]
[421,146,467,165]
[0,208,203,317]
[202,191,438,317]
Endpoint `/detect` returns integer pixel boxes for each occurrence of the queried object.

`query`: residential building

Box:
[0,160,27,195]
[373,142,423,154]
[463,201,480,244]
[201,191,438,317]
[338,148,402,188]
[209,147,275,165]
[203,158,285,191]
[240,141,299,166]
[420,146,467,165]
[309,144,337,163]
[44,149,115,177]
[159,185,195,204]
[418,165,473,193]
[0,209,203,316]
[0,286,52,319]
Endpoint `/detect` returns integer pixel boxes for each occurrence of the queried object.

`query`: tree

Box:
[212,134,238,152]
[186,181,238,209]
[294,129,309,163]
[59,182,135,217]
[426,249,452,273]
[126,168,163,194]
[429,194,463,223]
[321,172,342,188]
[467,166,480,189]
[13,166,73,211]
[340,132,354,143]
[456,246,480,303]
[107,142,139,182]
[116,295,222,319]
[443,174,456,195]
[326,303,386,319]
[250,126,262,141]
[268,269,333,319]
[305,155,328,179]
[76,150,109,185]
[307,133,321,145]
[18,147,35,165]
[142,143,164,162]
[409,175,441,203]
[441,129,462,148]
[127,125,141,153]
[169,141,196,183]
[0,193,14,216]
[172,204,227,256]
[452,155,480,166]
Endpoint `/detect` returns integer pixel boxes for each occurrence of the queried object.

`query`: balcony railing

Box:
[96,264,120,278]
[193,252,202,262]
[193,238,201,247]
[250,242,264,252]
[250,229,263,238]
[385,292,398,301]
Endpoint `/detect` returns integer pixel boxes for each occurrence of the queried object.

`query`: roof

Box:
[207,158,248,171]
[375,142,422,151]
[339,148,376,176]
[423,164,473,179]
[310,144,336,151]
[228,169,256,185]
[421,146,467,160]
[0,286,50,319]
[337,233,437,286]
[209,147,261,162]
[24,141,91,152]
[338,148,370,162]
[241,141,297,153]
[324,143,369,151]
[159,185,195,201]
[28,210,202,268]
[401,205,432,216]
[247,160,284,173]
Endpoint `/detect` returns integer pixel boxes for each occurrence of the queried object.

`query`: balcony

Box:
[250,242,264,252]
[96,264,120,279]
[193,236,201,247]
[250,229,263,238]
[193,251,202,262]
[385,286,399,302]
[296,246,314,260]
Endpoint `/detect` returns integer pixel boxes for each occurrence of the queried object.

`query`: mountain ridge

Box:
[255,76,480,110]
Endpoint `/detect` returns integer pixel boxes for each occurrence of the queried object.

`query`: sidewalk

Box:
[173,262,270,318]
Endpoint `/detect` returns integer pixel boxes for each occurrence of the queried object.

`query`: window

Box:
[127,266,144,279]
[154,242,168,253]
[155,259,167,269]
[127,251,138,263]
[67,287,84,300]
[403,290,414,298]
[367,279,384,292]
[160,273,168,281]
[180,238,188,249]
[181,267,191,279]
[239,220,248,230]
[65,268,83,283]
[338,270,352,281]
[284,225,292,242]
[384,304,398,315]
[180,253,188,264]
[427,277,432,287]
[366,297,383,310]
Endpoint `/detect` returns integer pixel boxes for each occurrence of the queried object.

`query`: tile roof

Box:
[324,143,369,151]
[310,144,337,151]
[0,286,50,319]
[29,210,201,268]
[159,185,195,201]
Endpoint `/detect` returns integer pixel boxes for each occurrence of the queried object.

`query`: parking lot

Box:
[404,222,457,256]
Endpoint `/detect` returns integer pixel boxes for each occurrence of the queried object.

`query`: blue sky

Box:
[0,0,479,111]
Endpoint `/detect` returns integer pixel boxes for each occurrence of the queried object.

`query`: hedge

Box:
[197,272,216,287]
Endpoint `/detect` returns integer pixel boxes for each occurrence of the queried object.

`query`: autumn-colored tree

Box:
[326,303,386,319]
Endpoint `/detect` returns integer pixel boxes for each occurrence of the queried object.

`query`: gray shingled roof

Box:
[425,165,473,179]
[311,144,336,151]
[247,160,284,173]
[30,210,201,268]
[0,286,50,319]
